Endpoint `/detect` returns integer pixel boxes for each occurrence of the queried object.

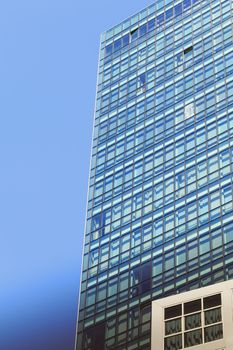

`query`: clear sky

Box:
[0,1,154,349]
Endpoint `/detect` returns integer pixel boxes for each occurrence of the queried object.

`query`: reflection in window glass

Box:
[204,324,223,343]
[205,307,222,325]
[184,329,202,347]
[185,313,201,330]
[164,334,182,350]
[165,318,181,335]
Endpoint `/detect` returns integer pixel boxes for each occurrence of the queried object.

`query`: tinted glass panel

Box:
[205,307,222,325]
[204,294,221,309]
[183,0,191,10]
[131,28,138,41]
[105,44,113,56]
[148,18,155,31]
[157,13,165,25]
[184,299,201,314]
[164,334,182,350]
[139,24,147,37]
[174,3,182,15]
[185,313,201,330]
[165,318,181,335]
[166,8,173,20]
[165,304,182,319]
[114,38,122,51]
[184,46,193,55]
[204,324,223,343]
[122,34,129,46]
[184,329,202,347]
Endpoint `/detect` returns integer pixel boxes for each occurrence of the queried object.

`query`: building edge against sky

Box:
[76,0,233,349]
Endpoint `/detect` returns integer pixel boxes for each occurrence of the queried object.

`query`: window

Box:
[184,103,195,119]
[138,73,146,90]
[157,13,165,25]
[131,28,138,41]
[105,43,113,56]
[137,73,146,93]
[114,38,122,51]
[148,18,155,31]
[175,52,183,70]
[174,3,182,16]
[139,24,147,37]
[84,323,105,350]
[184,46,193,55]
[131,262,152,296]
[163,294,223,349]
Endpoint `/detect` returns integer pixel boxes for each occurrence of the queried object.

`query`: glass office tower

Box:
[75,1,233,349]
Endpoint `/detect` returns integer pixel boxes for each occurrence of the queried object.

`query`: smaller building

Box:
[151,280,233,350]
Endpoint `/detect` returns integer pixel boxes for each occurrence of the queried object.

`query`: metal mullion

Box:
[201,297,204,344]
[182,302,184,350]
[164,331,183,339]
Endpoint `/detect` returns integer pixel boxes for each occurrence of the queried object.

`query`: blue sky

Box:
[0,1,153,349]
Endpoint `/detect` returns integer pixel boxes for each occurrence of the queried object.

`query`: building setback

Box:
[75,0,233,349]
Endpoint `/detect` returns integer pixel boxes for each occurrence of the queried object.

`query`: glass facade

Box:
[75,0,233,349]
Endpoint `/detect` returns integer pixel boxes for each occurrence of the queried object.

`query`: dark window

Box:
[203,294,221,309]
[184,46,193,55]
[184,329,202,347]
[131,28,139,41]
[131,262,151,296]
[141,261,151,282]
[165,304,182,319]
[184,299,201,314]
[84,323,105,350]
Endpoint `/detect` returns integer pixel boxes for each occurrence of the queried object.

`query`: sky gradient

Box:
[1,1,153,349]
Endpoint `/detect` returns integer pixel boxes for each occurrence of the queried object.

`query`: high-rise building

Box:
[75,1,233,349]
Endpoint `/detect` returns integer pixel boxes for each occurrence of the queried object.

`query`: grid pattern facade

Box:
[76,1,233,349]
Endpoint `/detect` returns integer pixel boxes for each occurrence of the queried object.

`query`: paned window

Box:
[164,294,223,349]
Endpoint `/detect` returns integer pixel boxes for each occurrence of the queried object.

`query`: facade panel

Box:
[76,1,233,349]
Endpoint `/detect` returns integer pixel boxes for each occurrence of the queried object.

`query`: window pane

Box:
[203,294,221,309]
[184,299,201,314]
[185,313,201,330]
[204,324,223,343]
[164,334,182,350]
[165,318,181,335]
[205,307,222,325]
[165,304,182,319]
[184,329,202,347]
